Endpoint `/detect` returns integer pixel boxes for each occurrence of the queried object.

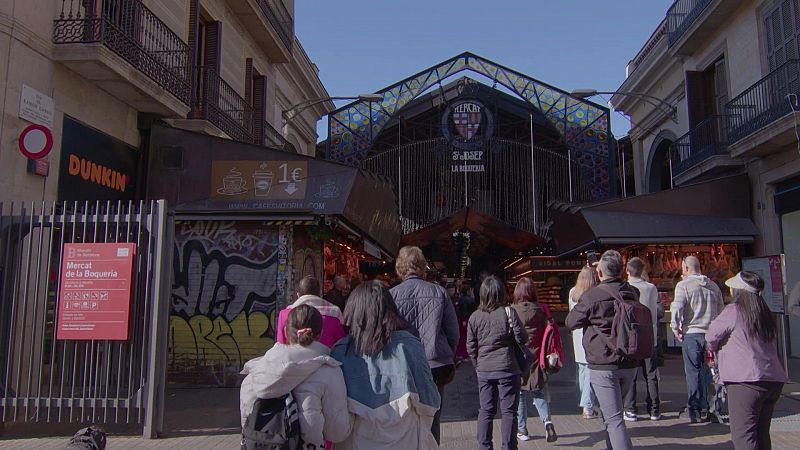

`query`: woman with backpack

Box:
[331,281,441,450]
[511,277,558,443]
[706,271,788,450]
[569,265,599,419]
[240,305,351,449]
[467,275,528,450]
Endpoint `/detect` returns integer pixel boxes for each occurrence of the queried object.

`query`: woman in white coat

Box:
[569,265,599,419]
[240,304,352,449]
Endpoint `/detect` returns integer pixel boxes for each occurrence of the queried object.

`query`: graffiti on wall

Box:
[169,220,281,386]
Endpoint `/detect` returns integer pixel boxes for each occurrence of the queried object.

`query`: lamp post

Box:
[570,89,677,123]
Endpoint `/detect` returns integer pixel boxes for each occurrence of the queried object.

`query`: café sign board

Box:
[56,243,136,340]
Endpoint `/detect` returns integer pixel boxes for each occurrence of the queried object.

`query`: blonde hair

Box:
[572,266,598,300]
[395,246,427,279]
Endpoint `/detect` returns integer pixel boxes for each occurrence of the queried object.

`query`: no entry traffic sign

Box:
[18,123,53,159]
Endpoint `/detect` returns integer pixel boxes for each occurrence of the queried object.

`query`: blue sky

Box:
[295,1,673,140]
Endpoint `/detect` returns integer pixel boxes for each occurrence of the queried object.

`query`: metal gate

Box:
[0,200,172,437]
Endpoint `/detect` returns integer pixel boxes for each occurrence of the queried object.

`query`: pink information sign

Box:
[56,243,136,340]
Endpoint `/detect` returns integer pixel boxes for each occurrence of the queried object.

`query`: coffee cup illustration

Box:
[218,168,246,195]
[253,169,274,197]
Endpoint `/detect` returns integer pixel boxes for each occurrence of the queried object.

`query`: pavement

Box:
[4,334,800,449]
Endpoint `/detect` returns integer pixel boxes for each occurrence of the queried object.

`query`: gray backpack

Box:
[241,393,303,450]
[65,426,106,450]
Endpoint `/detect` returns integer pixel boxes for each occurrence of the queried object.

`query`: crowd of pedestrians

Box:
[239,246,788,450]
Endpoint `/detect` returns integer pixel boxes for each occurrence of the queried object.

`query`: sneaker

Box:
[517,433,532,441]
[582,408,598,419]
[623,411,638,422]
[650,411,661,421]
[545,422,557,443]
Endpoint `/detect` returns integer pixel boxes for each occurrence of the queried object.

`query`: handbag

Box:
[504,307,534,384]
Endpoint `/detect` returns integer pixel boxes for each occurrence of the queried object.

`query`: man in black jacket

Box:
[566,250,639,450]
[391,246,459,445]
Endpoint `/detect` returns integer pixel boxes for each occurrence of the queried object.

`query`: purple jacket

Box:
[706,304,788,384]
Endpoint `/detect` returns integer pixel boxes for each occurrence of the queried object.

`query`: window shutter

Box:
[245,58,254,106]
[714,58,728,114]
[253,75,267,146]
[188,0,200,116]
[764,0,800,71]
[686,71,714,128]
[204,21,222,72]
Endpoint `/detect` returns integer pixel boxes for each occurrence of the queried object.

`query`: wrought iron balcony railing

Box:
[670,115,729,177]
[197,66,254,144]
[256,0,294,51]
[725,59,800,144]
[667,0,712,47]
[53,0,192,105]
[263,121,296,153]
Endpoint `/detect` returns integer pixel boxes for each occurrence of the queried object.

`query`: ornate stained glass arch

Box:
[327,52,614,199]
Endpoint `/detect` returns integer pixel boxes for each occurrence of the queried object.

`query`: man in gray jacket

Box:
[390,246,459,445]
[670,255,724,423]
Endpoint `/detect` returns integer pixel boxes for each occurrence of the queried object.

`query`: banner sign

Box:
[56,243,136,340]
[743,255,785,313]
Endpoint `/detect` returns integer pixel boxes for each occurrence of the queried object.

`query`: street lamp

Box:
[570,89,677,123]
[282,94,384,127]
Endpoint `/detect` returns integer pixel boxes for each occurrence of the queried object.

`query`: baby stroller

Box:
[707,351,729,425]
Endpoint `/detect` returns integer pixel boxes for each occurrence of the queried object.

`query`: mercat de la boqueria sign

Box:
[146,123,401,254]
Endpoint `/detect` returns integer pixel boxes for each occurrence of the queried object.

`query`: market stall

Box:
[548,174,758,347]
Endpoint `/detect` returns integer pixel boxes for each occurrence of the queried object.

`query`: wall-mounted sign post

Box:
[57,243,137,340]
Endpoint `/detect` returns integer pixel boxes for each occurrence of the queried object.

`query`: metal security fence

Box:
[361,137,592,235]
[0,200,172,437]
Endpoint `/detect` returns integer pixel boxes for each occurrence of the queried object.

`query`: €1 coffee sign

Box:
[18,123,53,159]
[211,160,309,199]
[56,243,136,341]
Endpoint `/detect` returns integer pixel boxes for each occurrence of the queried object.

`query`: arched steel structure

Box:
[327,52,614,198]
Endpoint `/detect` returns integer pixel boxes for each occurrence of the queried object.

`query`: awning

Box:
[146,124,402,256]
[402,207,543,258]
[549,174,759,257]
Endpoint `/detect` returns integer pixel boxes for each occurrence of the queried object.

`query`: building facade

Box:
[0,0,331,206]
[614,0,800,376]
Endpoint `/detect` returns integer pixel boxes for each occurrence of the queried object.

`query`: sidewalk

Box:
[4,339,800,448]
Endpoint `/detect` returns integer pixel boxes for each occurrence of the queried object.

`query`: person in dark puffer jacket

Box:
[390,245,459,445]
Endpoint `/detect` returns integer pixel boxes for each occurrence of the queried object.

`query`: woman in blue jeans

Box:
[511,277,557,443]
[467,276,528,450]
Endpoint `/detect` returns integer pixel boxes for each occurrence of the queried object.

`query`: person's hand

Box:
[673,330,683,342]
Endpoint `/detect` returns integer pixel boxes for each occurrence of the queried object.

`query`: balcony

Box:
[726,60,800,158]
[666,0,741,56]
[263,121,296,153]
[53,0,191,118]
[226,0,294,62]
[194,66,254,144]
[670,115,742,185]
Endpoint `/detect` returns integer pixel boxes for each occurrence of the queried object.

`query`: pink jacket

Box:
[276,295,346,348]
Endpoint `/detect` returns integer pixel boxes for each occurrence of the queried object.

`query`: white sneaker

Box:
[623,411,638,422]
[517,433,532,441]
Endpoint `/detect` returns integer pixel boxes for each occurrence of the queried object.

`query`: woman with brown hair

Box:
[467,275,528,450]
[332,281,441,450]
[569,265,599,419]
[512,277,557,443]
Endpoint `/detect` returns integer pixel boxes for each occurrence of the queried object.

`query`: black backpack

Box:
[598,284,654,360]
[241,392,303,450]
[65,426,106,450]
